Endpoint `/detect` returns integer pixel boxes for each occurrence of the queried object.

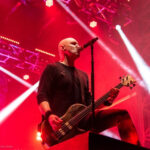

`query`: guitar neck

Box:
[91,83,123,109]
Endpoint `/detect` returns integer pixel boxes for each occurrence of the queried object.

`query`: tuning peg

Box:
[133,84,136,87]
[129,86,133,89]
[119,76,122,80]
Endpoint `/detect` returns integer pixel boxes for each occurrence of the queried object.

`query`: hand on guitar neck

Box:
[104,88,120,106]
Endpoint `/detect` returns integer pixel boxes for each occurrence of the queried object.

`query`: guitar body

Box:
[41,103,87,147]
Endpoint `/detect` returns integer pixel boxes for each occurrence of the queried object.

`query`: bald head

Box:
[58,37,81,60]
[58,38,78,51]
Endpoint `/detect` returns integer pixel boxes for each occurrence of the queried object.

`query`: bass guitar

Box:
[41,75,135,147]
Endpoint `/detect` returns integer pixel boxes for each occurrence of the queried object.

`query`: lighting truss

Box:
[61,0,72,4]
[68,0,133,29]
[0,39,52,74]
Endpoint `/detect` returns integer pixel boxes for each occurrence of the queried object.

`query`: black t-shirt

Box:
[37,62,91,117]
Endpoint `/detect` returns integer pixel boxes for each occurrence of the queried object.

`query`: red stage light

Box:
[89,21,97,28]
[37,131,41,137]
[46,0,53,7]
[23,74,29,80]
[36,132,42,141]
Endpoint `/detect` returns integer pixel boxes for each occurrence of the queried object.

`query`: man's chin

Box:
[73,52,80,57]
[75,53,80,58]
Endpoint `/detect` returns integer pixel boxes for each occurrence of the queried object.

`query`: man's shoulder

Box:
[46,62,59,69]
[76,68,88,78]
[42,62,58,74]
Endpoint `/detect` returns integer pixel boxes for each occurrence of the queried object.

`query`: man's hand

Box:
[104,88,119,106]
[48,114,63,131]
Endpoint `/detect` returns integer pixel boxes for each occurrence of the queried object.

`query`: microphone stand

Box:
[82,37,98,128]
[90,43,95,128]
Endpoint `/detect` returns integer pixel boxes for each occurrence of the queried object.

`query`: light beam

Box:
[116,25,150,92]
[0,81,39,124]
[0,66,37,92]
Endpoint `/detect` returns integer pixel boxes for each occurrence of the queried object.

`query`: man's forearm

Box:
[39,101,52,115]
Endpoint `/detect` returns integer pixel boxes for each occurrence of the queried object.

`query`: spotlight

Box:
[23,74,30,80]
[89,21,97,28]
[36,132,42,141]
[37,136,42,141]
[115,25,121,30]
[37,131,41,137]
[46,0,53,7]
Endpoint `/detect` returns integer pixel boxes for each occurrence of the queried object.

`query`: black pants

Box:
[78,109,139,145]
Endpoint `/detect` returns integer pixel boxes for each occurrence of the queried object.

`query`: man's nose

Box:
[78,46,83,51]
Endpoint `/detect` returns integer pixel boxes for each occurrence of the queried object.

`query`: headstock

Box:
[120,75,136,89]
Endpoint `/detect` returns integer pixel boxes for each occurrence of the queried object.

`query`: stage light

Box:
[36,136,42,141]
[116,24,150,92]
[0,66,33,89]
[37,131,41,137]
[35,48,55,57]
[23,74,30,80]
[0,81,39,124]
[115,25,121,30]
[36,131,42,141]
[56,0,146,90]
[89,21,97,28]
[46,0,53,7]
[0,35,20,45]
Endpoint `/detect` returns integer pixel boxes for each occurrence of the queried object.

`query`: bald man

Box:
[37,38,140,148]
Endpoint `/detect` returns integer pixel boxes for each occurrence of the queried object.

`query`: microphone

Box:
[82,37,98,49]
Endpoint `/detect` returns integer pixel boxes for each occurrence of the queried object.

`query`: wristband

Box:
[45,110,52,120]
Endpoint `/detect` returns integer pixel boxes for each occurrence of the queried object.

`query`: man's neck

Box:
[59,57,75,67]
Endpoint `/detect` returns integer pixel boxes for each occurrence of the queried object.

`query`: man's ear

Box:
[62,45,66,51]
